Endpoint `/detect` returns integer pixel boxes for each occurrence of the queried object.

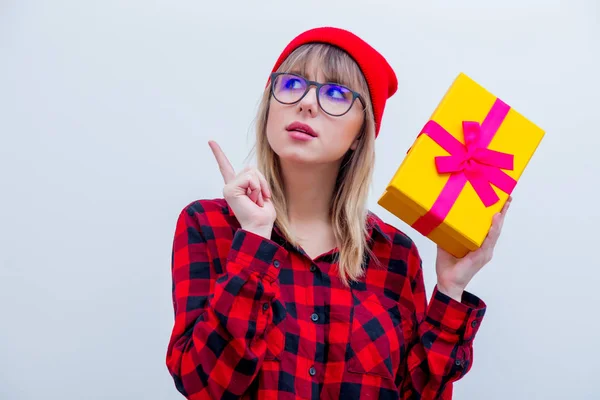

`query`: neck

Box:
[280,158,341,225]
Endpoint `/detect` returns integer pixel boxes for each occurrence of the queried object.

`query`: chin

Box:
[274,147,318,165]
[266,134,312,162]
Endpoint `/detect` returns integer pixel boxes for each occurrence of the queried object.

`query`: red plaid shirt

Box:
[166,198,486,399]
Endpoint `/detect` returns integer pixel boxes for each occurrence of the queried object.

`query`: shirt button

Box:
[311,313,319,322]
[262,303,269,312]
[273,260,280,268]
[471,320,478,328]
[310,265,317,272]
[309,366,316,376]
[455,359,463,367]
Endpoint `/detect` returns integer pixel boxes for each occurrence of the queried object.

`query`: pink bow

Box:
[411,98,517,237]
[432,121,516,207]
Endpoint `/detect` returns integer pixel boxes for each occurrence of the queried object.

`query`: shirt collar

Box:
[225,203,392,245]
[366,211,392,244]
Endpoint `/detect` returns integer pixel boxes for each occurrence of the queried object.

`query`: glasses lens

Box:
[273,74,307,104]
[319,84,355,115]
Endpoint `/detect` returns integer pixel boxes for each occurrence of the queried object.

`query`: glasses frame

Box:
[270,72,366,117]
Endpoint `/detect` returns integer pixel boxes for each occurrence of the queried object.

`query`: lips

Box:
[286,121,318,137]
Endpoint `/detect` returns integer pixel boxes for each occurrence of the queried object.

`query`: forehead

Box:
[288,57,325,81]
[285,49,358,89]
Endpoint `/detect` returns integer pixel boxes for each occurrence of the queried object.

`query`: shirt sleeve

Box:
[399,242,487,400]
[165,204,288,399]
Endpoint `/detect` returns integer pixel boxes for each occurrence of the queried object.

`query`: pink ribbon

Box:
[411,98,517,236]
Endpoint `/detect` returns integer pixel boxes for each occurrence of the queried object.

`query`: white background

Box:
[1,1,599,399]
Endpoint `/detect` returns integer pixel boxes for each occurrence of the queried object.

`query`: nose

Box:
[297,86,319,116]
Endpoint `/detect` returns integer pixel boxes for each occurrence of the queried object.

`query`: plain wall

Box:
[1,0,599,399]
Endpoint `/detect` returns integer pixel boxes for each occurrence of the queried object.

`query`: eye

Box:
[283,77,304,90]
[326,85,344,98]
[324,84,352,102]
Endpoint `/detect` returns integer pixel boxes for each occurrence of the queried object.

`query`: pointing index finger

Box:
[208,140,236,183]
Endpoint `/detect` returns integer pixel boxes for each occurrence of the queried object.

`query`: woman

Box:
[166,27,509,400]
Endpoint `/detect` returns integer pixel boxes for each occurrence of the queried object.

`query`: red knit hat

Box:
[270,26,398,138]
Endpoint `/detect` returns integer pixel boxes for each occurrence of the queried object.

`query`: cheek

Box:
[319,124,359,159]
[337,110,364,145]
[265,101,282,136]
[348,107,365,133]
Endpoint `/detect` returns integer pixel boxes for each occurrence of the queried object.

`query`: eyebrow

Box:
[288,69,311,79]
[286,70,349,87]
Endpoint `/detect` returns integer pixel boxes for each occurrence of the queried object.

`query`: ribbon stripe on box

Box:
[411,98,518,237]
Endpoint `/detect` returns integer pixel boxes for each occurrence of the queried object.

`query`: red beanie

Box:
[270,26,398,138]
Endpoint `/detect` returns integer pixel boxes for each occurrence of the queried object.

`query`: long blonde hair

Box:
[248,43,379,287]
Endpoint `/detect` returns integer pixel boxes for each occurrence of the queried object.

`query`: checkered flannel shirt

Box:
[166,198,486,399]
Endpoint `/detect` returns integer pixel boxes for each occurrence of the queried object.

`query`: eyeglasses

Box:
[270,72,365,117]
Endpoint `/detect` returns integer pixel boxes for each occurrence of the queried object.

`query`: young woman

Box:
[166,27,509,400]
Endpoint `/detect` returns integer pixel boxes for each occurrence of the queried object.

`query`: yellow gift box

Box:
[378,73,544,258]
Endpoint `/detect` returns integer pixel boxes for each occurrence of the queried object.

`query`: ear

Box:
[350,133,361,151]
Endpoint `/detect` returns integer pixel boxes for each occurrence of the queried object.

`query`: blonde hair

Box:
[248,43,380,287]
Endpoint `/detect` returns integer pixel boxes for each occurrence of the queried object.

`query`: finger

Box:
[244,172,262,204]
[501,196,512,217]
[208,141,236,184]
[246,178,265,207]
[247,185,259,204]
[249,187,263,206]
[257,190,264,207]
[249,171,265,207]
[244,170,267,206]
[245,174,260,196]
[255,170,271,198]
[481,212,503,251]
[495,197,511,233]
[246,187,261,206]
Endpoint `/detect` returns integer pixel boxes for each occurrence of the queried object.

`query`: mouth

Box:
[285,121,318,137]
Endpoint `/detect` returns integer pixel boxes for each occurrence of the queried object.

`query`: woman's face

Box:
[265,62,365,166]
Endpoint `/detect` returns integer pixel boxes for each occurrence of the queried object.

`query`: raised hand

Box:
[208,140,276,239]
[435,197,512,301]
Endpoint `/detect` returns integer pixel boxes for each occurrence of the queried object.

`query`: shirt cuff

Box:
[226,229,289,283]
[426,285,487,341]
